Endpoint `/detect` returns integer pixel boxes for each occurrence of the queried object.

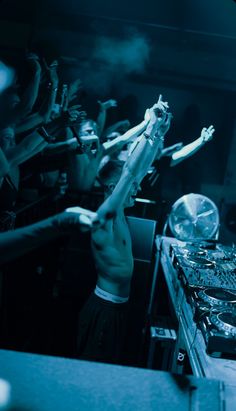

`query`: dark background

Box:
[0,0,236,241]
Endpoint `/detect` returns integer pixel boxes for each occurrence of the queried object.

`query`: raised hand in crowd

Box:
[65,105,87,124]
[97,99,117,111]
[170,124,216,166]
[67,78,83,105]
[15,57,59,132]
[97,99,117,137]
[200,125,215,143]
[97,95,171,220]
[46,59,59,88]
[26,52,42,75]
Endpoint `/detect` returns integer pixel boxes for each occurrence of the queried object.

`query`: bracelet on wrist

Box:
[158,134,165,141]
[144,130,165,147]
[143,132,150,139]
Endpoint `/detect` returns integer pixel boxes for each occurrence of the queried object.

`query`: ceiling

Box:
[0,0,236,92]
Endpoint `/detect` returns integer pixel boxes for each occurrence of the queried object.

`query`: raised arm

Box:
[42,137,79,156]
[39,60,59,123]
[0,207,99,265]
[102,108,151,156]
[124,107,172,184]
[170,125,215,166]
[15,86,59,133]
[5,131,47,166]
[15,53,42,121]
[66,78,83,109]
[96,99,117,137]
[97,97,171,219]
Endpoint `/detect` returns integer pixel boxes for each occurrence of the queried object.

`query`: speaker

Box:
[126,216,157,310]
[126,216,157,262]
[124,216,157,366]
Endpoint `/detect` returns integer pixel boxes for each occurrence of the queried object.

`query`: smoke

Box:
[79,30,151,96]
[31,26,151,97]
[93,31,150,75]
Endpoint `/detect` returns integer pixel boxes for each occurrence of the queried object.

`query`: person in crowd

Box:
[0,53,42,130]
[0,128,49,230]
[66,104,155,193]
[96,99,117,137]
[0,54,55,229]
[129,125,215,188]
[14,57,61,134]
[76,95,172,364]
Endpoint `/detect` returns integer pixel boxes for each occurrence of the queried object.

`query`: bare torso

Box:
[91,210,133,297]
[67,149,104,192]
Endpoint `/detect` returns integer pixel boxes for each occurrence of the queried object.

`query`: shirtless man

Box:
[67,109,153,193]
[76,96,172,364]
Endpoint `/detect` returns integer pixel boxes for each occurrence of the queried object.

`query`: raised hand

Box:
[145,95,172,143]
[60,84,68,111]
[67,105,86,123]
[156,94,169,111]
[157,111,173,137]
[144,108,151,123]
[147,95,169,125]
[200,125,215,143]
[26,52,41,73]
[63,206,100,231]
[68,78,83,102]
[49,61,59,87]
[67,104,81,121]
[98,99,117,110]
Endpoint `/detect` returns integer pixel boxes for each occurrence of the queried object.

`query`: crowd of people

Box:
[0,52,215,365]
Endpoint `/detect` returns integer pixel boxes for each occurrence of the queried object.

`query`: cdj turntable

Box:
[169,241,236,357]
[188,287,236,356]
[170,243,236,290]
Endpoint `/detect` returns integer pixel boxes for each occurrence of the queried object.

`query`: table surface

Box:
[0,348,231,411]
[157,236,236,384]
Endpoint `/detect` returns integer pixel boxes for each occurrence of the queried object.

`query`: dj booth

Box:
[1,195,236,409]
[0,235,236,410]
[147,235,236,383]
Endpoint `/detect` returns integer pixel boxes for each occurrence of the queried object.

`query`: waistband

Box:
[94,285,129,304]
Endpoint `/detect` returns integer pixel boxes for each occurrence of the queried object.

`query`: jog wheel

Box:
[210,309,236,336]
[198,288,236,308]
